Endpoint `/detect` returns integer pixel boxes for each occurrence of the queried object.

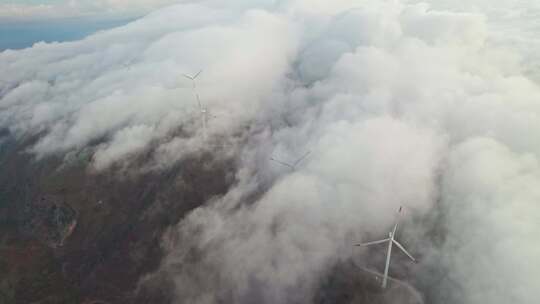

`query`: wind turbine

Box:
[183,70,202,89]
[183,70,214,139]
[355,206,417,289]
[270,151,311,171]
[121,58,137,70]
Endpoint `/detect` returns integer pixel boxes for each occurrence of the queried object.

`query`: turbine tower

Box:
[197,99,209,139]
[355,206,417,289]
[270,151,311,171]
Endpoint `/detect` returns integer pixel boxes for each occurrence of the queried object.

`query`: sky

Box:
[0,16,134,50]
[0,0,180,20]
[1,1,540,303]
[0,0,171,50]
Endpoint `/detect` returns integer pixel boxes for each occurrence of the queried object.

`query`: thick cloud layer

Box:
[1,1,540,303]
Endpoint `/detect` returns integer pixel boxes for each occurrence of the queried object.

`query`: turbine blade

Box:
[182,74,194,80]
[194,70,202,79]
[270,158,294,169]
[355,238,390,247]
[392,240,416,262]
[293,151,311,166]
[392,223,399,236]
[392,206,403,236]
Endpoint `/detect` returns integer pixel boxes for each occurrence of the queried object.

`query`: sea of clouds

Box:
[1,0,539,303]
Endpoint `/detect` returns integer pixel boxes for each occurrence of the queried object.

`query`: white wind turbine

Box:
[182,70,202,89]
[270,151,311,171]
[183,70,212,139]
[122,62,132,70]
[355,206,417,289]
[121,58,137,70]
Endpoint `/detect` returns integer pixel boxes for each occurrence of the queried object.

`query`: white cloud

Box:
[440,138,540,303]
[1,0,540,303]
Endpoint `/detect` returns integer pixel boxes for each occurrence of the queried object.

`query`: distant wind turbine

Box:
[355,206,417,289]
[183,70,215,139]
[121,59,136,70]
[183,70,203,89]
[270,151,311,171]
